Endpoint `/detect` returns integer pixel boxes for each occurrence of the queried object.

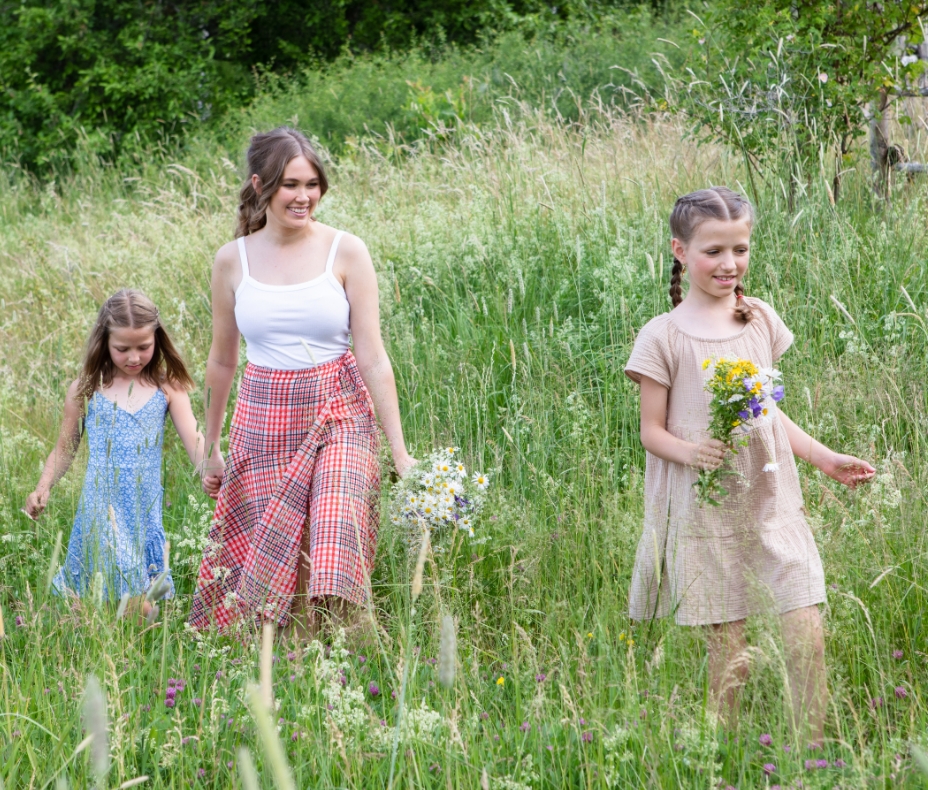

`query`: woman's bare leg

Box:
[780,605,826,746]
[288,520,320,640]
[707,618,750,728]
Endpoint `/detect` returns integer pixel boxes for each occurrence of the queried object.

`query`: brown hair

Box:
[77,289,195,401]
[668,186,755,322]
[236,127,329,238]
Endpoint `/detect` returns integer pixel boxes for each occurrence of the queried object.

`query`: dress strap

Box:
[237,236,250,278]
[325,231,345,274]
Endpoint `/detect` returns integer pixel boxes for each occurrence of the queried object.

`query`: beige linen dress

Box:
[624,297,825,625]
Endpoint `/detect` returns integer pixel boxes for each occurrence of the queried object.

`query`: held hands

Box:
[24,489,49,520]
[200,452,225,500]
[688,439,727,472]
[818,452,876,489]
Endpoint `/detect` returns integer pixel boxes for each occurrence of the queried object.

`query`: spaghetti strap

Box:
[237,237,250,278]
[325,231,345,274]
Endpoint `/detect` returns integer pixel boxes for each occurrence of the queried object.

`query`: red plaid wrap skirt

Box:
[188,351,380,629]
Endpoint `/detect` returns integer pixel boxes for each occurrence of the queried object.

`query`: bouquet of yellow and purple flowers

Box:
[695,356,785,506]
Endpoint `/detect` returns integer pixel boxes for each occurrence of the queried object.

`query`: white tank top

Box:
[234,232,351,370]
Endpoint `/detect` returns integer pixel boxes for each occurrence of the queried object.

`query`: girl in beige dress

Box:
[624,187,875,741]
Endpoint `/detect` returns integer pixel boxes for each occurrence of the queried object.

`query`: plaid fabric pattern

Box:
[188,351,380,629]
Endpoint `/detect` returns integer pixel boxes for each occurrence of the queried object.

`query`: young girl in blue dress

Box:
[25,289,205,615]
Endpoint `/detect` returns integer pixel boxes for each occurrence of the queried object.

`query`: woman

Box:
[189,127,415,635]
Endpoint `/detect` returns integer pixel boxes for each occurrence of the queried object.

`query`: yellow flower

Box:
[496,676,505,686]
[619,632,626,641]
[762,408,768,416]
[732,420,741,427]
[702,359,711,370]
[627,639,635,647]
[587,632,593,639]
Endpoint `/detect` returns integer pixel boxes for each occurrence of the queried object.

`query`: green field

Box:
[2,76,928,787]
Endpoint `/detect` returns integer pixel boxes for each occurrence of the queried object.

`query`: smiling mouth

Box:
[288,206,309,216]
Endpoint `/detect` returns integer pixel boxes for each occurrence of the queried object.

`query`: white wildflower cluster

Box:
[372,700,446,749]
[602,726,635,787]
[301,631,370,748]
[490,753,539,790]
[166,494,215,571]
[390,446,489,542]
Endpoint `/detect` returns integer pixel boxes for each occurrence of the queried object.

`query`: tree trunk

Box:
[869,88,891,197]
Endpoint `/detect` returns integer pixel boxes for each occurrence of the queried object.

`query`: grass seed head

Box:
[438,614,457,688]
[82,674,109,787]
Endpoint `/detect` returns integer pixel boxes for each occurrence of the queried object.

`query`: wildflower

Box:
[291,732,299,742]
[581,731,593,743]
[895,686,908,699]
[473,472,489,490]
[818,72,828,82]
[369,682,380,697]
[496,676,505,687]
[165,698,176,708]
[783,745,791,753]
[870,696,884,710]
[763,763,776,775]
[215,671,224,679]
[198,768,206,778]
[357,654,367,665]
[193,698,202,707]
[893,650,904,660]
[535,673,547,682]
[520,722,530,733]
[480,712,489,720]
[759,733,773,746]
[289,674,296,682]
[166,687,177,699]
[586,632,593,639]
[834,759,847,768]
[619,632,625,641]
[816,759,828,769]
[15,616,24,627]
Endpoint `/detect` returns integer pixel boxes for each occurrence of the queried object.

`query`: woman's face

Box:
[672,218,752,302]
[257,155,322,230]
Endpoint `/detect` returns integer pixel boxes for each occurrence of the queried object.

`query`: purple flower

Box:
[369,682,380,697]
[165,698,175,708]
[480,712,489,720]
[895,686,908,699]
[11,729,21,739]
[535,673,547,683]
[893,650,904,660]
[358,655,367,665]
[166,687,177,699]
[193,664,200,672]
[198,768,206,778]
[168,678,177,688]
[15,616,24,627]
[763,763,776,775]
[291,732,299,741]
[783,745,791,753]
[193,697,202,707]
[520,722,530,733]
[870,696,884,710]
[772,385,785,402]
[290,674,296,682]
[287,651,296,661]
[804,760,814,770]
[391,690,397,699]
[182,736,193,746]
[175,681,185,692]
[579,717,587,726]
[581,731,593,743]
[142,704,151,713]
[215,671,224,680]
[759,733,773,746]
[738,410,751,421]
[834,759,847,768]
[816,759,828,769]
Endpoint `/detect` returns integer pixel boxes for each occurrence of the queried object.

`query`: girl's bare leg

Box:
[288,520,320,640]
[707,618,750,728]
[780,605,826,746]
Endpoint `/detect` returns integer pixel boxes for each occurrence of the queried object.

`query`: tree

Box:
[674,1,928,202]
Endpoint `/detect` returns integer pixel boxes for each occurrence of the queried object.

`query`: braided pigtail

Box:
[733,282,754,322]
[669,257,685,308]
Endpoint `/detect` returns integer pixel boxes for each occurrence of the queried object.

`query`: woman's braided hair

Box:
[668,186,755,322]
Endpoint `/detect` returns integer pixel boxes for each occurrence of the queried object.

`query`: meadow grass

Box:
[1,101,928,787]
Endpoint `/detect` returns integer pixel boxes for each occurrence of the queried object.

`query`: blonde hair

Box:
[668,186,756,322]
[236,127,329,238]
[77,289,194,401]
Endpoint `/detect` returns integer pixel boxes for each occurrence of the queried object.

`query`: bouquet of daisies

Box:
[390,447,490,543]
[695,357,785,507]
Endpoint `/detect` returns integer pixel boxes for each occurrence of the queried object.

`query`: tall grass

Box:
[1,98,928,787]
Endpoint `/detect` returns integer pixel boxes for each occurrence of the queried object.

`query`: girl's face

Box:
[257,155,322,230]
[108,326,156,379]
[672,218,752,302]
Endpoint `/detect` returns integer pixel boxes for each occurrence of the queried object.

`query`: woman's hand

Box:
[394,451,418,479]
[201,452,225,499]
[24,489,49,520]
[819,452,875,489]
[688,439,727,472]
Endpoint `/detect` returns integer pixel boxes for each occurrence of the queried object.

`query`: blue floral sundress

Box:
[53,389,175,599]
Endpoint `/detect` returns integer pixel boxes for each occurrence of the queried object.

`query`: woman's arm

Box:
[639,376,725,470]
[778,409,875,488]
[24,380,84,518]
[340,234,416,478]
[165,385,207,468]
[201,244,242,497]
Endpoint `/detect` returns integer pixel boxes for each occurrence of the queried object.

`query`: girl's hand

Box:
[24,490,49,520]
[820,452,875,489]
[394,451,418,479]
[688,439,727,472]
[201,453,225,499]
